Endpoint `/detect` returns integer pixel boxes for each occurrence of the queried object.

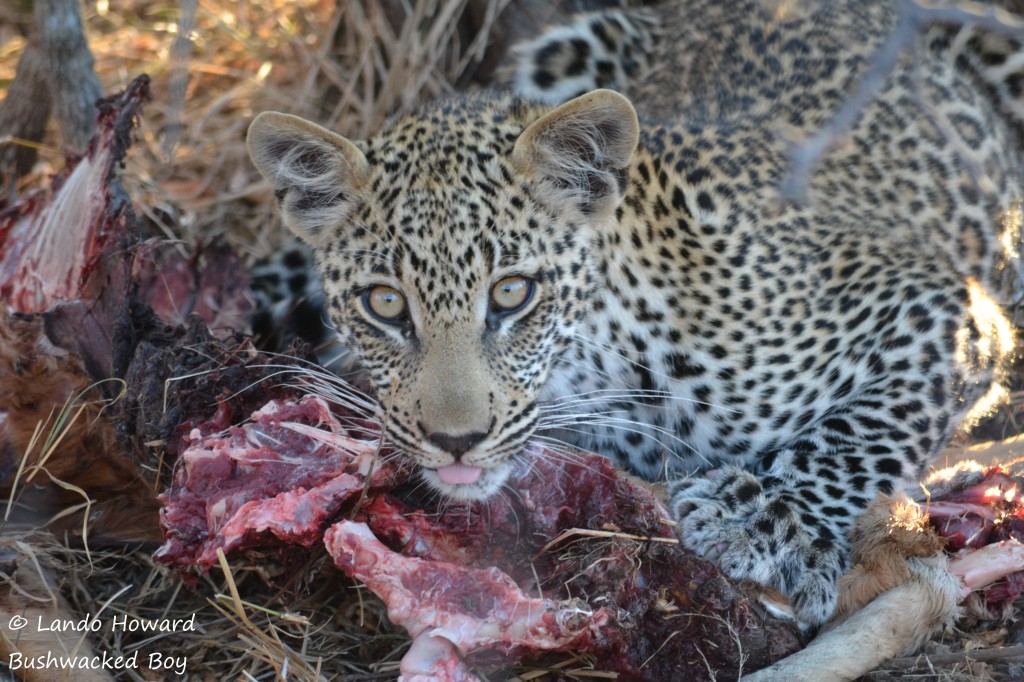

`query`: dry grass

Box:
[0,0,513,261]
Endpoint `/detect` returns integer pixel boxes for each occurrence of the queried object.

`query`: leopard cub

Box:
[248,0,1024,624]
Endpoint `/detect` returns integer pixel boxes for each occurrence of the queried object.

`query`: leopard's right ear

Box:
[512,89,638,219]
[247,112,369,246]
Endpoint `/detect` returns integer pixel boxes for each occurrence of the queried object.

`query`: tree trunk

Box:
[0,0,102,200]
[0,34,51,201]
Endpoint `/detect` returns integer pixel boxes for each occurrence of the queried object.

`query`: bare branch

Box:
[880,644,1024,671]
[0,37,52,202]
[36,0,103,152]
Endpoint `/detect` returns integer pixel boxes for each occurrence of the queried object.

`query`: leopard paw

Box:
[668,467,846,626]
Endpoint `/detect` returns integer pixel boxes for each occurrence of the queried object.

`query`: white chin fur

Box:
[420,461,514,501]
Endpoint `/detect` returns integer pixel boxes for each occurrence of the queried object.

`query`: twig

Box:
[537,527,679,556]
[880,644,1024,670]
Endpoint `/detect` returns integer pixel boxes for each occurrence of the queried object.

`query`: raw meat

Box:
[325,520,608,653]
[157,397,803,679]
[156,395,401,568]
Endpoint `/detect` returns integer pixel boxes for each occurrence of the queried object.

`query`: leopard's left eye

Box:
[363,285,408,324]
[490,275,535,314]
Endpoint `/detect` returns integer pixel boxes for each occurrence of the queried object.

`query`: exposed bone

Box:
[324,520,608,654]
[400,633,480,682]
[747,476,1024,682]
[949,540,1024,597]
[746,556,962,682]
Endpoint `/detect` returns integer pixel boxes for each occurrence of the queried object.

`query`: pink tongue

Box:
[435,464,483,485]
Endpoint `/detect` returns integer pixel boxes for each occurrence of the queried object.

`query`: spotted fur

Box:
[498,7,657,104]
[247,0,1024,625]
[249,245,357,375]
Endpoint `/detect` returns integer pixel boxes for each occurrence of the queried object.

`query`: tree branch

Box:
[780,0,1024,203]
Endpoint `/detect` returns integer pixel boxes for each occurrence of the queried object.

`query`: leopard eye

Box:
[490,275,535,314]
[363,285,407,324]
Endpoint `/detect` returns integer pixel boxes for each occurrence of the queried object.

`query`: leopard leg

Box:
[669,279,1011,625]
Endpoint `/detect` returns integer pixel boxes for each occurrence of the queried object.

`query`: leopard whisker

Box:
[540,392,729,413]
[570,333,700,388]
[340,213,395,251]
[537,417,707,464]
[251,361,379,416]
[519,442,629,501]
[538,408,709,460]
[541,387,675,402]
[522,437,589,464]
[524,436,621,476]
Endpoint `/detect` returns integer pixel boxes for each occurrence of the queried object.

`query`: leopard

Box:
[246,0,1024,626]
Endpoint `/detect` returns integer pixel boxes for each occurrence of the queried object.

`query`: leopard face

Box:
[247,91,639,500]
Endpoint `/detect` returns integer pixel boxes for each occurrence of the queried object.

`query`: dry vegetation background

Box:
[0,0,588,261]
[2,0,1024,680]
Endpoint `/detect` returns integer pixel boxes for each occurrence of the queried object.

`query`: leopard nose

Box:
[423,429,487,459]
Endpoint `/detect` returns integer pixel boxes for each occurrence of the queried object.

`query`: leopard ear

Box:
[512,89,639,218]
[247,112,369,246]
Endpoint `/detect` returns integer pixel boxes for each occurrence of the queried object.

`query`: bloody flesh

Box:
[157,395,802,679]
